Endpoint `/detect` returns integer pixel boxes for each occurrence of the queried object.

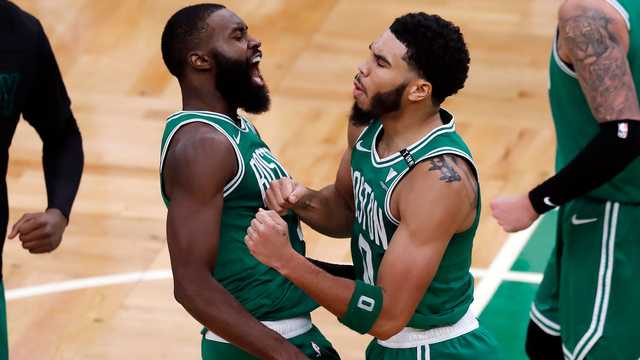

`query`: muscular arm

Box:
[558,0,640,121]
[164,124,303,360]
[371,156,477,337]
[523,1,640,214]
[291,148,355,237]
[270,123,365,238]
[257,155,477,339]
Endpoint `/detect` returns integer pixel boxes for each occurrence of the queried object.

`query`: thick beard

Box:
[213,50,270,114]
[349,82,407,126]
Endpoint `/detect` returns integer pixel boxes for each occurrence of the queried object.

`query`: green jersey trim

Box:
[369,111,457,168]
[239,114,259,136]
[605,0,630,29]
[552,32,578,79]
[383,147,478,226]
[160,119,245,199]
[167,110,250,133]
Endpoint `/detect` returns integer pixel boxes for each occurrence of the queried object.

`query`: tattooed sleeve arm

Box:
[557,0,640,122]
[523,1,640,214]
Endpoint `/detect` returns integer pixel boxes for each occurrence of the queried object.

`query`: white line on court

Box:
[470,219,541,316]
[502,270,544,284]
[4,266,544,302]
[5,262,542,305]
[5,269,172,301]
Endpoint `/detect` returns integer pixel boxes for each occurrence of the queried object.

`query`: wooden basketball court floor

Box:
[3,1,560,359]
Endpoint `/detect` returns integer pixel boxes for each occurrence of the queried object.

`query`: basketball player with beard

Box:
[159,4,339,360]
[245,13,501,359]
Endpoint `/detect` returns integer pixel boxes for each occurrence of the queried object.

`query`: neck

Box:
[377,105,441,158]
[180,81,238,120]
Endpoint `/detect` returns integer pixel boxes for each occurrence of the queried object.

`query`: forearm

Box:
[279,253,396,339]
[42,119,83,219]
[174,273,297,360]
[295,185,353,238]
[529,120,640,213]
[247,210,404,339]
[279,252,354,317]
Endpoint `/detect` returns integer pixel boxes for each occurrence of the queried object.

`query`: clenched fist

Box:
[9,208,67,254]
[264,178,309,215]
[490,194,539,233]
[245,209,295,271]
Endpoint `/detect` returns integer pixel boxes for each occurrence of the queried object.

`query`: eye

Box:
[375,56,387,68]
[232,29,246,41]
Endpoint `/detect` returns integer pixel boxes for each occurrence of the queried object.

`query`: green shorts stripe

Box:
[530,303,560,336]
[416,344,426,360]
[566,202,616,360]
[535,198,640,360]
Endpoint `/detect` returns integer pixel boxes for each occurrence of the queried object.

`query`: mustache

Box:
[354,73,366,93]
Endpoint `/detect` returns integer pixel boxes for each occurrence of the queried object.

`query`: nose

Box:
[248,36,261,50]
[357,62,369,77]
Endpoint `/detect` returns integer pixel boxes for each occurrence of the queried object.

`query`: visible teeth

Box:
[251,55,262,64]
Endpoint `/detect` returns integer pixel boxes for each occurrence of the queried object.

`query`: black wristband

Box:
[528,188,556,214]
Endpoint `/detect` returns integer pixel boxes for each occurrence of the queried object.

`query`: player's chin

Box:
[240,87,271,114]
[354,97,370,110]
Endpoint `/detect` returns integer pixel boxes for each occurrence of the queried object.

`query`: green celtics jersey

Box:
[549,0,640,203]
[350,109,479,330]
[160,110,317,321]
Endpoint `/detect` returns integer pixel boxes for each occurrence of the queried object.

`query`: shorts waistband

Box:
[204,316,312,343]
[376,309,479,349]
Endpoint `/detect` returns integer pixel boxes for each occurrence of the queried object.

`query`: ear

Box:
[188,51,212,71]
[407,79,432,102]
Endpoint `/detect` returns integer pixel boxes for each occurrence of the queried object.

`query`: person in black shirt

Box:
[0,1,84,357]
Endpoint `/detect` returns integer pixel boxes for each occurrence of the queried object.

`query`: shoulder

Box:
[558,0,628,34]
[396,153,478,219]
[403,154,474,194]
[2,2,43,43]
[164,122,237,189]
[168,122,235,164]
[559,0,614,17]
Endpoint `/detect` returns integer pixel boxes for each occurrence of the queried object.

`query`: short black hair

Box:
[161,3,225,77]
[390,13,470,105]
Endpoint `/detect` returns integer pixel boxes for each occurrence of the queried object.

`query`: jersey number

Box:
[358,235,375,285]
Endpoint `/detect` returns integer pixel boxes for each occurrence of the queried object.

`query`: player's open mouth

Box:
[250,52,264,86]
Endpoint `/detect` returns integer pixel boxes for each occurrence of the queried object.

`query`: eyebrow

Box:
[230,24,247,35]
[369,43,391,66]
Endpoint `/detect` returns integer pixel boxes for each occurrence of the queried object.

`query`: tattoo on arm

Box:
[428,155,461,183]
[560,6,640,121]
[428,155,478,207]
